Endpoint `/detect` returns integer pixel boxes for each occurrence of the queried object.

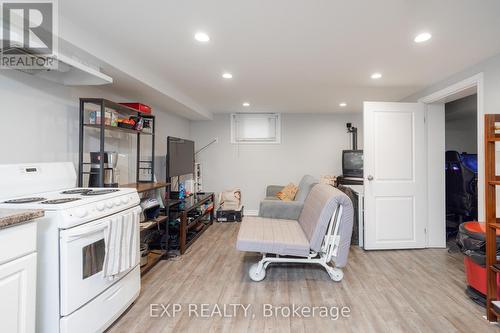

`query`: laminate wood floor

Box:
[108,223,498,333]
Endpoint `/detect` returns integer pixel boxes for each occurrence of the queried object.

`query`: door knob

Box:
[367,175,374,181]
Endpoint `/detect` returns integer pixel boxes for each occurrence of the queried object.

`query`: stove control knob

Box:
[121,197,129,204]
[106,201,114,208]
[74,208,88,218]
[96,203,105,211]
[114,199,121,206]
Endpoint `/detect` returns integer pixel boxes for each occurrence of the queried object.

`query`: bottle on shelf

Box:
[179,182,185,200]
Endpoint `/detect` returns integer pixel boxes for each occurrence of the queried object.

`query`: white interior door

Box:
[364,102,426,249]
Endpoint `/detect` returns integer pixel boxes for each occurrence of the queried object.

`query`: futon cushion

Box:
[299,184,336,251]
[236,216,310,257]
[298,184,354,267]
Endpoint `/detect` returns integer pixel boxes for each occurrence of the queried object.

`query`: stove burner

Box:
[61,189,92,195]
[40,198,82,205]
[3,197,47,204]
[82,189,120,196]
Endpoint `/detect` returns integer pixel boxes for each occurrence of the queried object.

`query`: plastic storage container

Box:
[119,102,152,114]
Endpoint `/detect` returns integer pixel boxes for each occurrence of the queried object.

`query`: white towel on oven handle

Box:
[103,210,139,279]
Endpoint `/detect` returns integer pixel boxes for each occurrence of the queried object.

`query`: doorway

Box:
[444,94,478,245]
[420,73,483,249]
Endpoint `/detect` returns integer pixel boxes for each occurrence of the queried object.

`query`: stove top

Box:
[0,164,140,228]
[3,197,47,204]
[60,189,121,196]
[0,187,136,211]
[81,189,120,196]
[40,198,81,205]
[61,189,92,195]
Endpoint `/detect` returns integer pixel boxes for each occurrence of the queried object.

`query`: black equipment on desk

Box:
[337,176,363,186]
[216,205,244,222]
[342,150,363,178]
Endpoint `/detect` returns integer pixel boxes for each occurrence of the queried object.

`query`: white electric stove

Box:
[0,162,141,333]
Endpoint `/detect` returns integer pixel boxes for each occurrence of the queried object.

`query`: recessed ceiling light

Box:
[242,102,250,107]
[414,32,432,43]
[222,73,233,79]
[194,32,210,42]
[339,102,347,107]
[371,72,382,79]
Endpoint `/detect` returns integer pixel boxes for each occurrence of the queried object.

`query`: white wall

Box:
[190,113,363,212]
[445,94,477,154]
[0,70,190,183]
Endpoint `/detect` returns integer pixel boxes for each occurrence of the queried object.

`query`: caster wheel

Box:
[329,268,343,282]
[249,263,266,282]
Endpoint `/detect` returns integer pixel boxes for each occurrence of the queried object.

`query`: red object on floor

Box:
[119,102,152,114]
[462,221,500,298]
[464,220,500,235]
[464,256,500,298]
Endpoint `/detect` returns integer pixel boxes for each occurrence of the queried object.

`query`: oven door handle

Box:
[62,221,109,241]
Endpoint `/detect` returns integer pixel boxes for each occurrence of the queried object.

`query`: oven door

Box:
[59,206,141,316]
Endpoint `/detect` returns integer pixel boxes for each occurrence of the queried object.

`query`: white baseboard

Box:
[245,209,258,216]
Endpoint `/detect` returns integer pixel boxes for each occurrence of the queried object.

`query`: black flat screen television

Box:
[167,136,195,177]
[342,150,363,178]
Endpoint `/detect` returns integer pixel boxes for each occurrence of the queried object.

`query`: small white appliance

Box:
[0,162,141,333]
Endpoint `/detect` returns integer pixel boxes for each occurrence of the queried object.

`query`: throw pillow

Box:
[276,183,298,201]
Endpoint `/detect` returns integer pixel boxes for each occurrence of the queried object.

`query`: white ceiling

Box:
[60,0,500,117]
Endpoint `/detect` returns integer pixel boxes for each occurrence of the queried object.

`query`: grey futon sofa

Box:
[237,184,354,282]
[259,175,317,220]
